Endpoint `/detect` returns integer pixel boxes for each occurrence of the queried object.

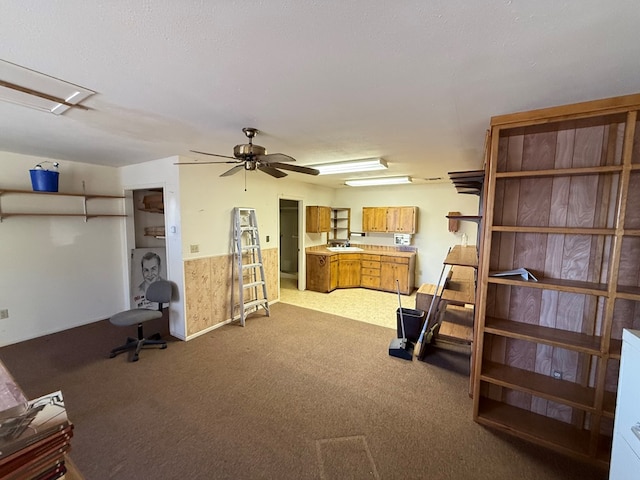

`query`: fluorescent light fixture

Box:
[0,60,94,115]
[345,176,412,187]
[310,157,387,175]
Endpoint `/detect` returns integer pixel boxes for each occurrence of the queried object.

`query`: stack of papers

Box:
[489,268,538,282]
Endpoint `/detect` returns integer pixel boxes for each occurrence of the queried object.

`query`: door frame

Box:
[278,194,305,291]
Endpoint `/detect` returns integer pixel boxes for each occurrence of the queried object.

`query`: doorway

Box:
[279,198,301,290]
[126,188,167,309]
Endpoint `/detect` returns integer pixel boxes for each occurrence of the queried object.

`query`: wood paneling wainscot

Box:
[184,248,278,337]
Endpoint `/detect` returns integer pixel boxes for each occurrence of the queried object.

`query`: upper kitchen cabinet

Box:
[306,206,331,233]
[362,206,418,233]
[362,207,387,232]
[387,206,417,233]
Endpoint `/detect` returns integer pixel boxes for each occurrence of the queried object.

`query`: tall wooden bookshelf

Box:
[472,93,640,467]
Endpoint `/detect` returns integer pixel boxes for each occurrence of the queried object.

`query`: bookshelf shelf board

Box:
[487,275,609,296]
[485,317,602,355]
[480,362,596,412]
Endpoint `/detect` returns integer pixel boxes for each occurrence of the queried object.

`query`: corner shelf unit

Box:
[0,189,126,222]
[329,207,351,243]
[472,93,640,467]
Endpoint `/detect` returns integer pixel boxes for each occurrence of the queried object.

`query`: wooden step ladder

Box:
[232,207,270,326]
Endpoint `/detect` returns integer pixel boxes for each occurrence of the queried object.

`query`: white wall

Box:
[119,156,186,340]
[0,152,127,346]
[333,182,479,286]
[178,168,334,257]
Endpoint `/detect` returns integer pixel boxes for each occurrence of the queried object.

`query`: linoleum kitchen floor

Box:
[279,275,417,331]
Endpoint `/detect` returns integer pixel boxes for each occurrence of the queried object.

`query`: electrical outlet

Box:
[190,244,199,253]
[0,309,8,319]
[552,370,562,380]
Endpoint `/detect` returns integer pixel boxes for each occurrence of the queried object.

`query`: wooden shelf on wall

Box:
[0,188,126,221]
[444,245,478,268]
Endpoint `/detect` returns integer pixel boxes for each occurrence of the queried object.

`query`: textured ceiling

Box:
[1,1,639,188]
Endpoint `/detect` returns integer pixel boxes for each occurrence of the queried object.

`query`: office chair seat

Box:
[109,280,172,362]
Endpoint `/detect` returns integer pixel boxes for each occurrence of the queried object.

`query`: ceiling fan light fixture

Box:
[345,176,412,187]
[310,157,387,175]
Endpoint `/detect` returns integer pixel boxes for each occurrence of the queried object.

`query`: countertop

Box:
[305,245,416,258]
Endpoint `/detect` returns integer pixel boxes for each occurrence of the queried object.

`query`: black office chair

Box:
[108,280,172,362]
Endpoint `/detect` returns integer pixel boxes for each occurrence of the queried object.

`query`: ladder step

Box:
[240,226,258,232]
[241,245,259,250]
[243,281,265,289]
[242,262,263,269]
[242,299,268,310]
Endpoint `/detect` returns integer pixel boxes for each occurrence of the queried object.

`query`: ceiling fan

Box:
[179,127,319,178]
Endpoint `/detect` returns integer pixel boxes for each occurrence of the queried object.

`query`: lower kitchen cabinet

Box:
[329,255,339,291]
[306,254,338,293]
[380,256,411,294]
[337,254,361,288]
[361,254,381,289]
[306,251,415,294]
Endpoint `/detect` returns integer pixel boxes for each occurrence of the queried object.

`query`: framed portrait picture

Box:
[131,247,166,309]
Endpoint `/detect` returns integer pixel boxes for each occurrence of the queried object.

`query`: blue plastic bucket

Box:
[29,169,59,192]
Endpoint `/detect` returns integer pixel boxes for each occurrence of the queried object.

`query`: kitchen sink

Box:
[326,246,364,252]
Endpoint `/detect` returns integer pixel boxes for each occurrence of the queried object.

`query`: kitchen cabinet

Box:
[362,207,387,232]
[305,253,337,293]
[362,206,418,233]
[329,254,339,291]
[387,206,417,233]
[360,254,381,289]
[337,254,361,288]
[306,206,331,233]
[472,92,640,467]
[306,250,415,294]
[380,255,411,294]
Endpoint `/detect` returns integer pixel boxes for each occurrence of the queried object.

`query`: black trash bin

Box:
[396,308,426,342]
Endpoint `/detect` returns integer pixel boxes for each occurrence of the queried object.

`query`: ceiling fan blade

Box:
[256,153,296,163]
[220,165,245,177]
[268,162,320,176]
[257,165,288,178]
[176,160,240,165]
[190,150,239,161]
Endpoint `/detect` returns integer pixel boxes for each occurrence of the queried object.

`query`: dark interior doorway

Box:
[279,198,300,288]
